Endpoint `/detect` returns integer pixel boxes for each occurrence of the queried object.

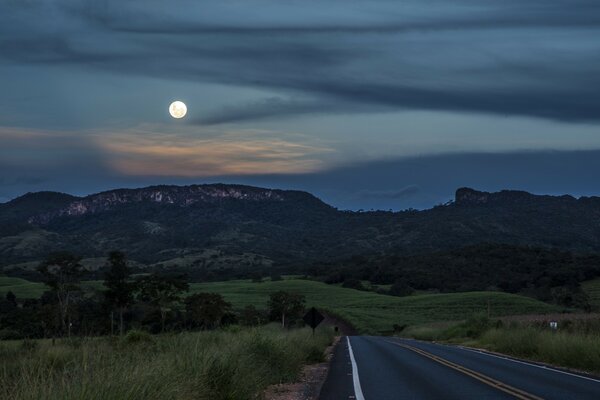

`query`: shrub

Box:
[0,329,21,340]
[122,329,155,344]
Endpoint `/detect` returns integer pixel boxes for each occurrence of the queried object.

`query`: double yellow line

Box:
[387,341,544,400]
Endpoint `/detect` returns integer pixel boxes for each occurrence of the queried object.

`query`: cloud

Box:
[195,97,343,125]
[1,0,599,124]
[93,125,334,176]
[2,122,600,212]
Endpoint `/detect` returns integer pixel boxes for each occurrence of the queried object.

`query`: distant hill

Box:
[2,184,600,268]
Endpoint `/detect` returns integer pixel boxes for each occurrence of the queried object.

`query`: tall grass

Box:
[0,324,334,400]
[480,327,600,374]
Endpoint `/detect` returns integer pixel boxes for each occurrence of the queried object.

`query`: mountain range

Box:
[1,184,600,270]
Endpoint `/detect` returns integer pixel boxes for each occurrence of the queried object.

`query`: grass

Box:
[403,314,600,375]
[0,324,334,400]
[0,276,560,334]
[187,279,559,334]
[0,276,103,299]
[582,278,600,310]
[0,276,46,298]
[480,327,600,374]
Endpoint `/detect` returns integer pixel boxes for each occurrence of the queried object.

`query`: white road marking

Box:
[347,336,366,400]
[456,345,600,384]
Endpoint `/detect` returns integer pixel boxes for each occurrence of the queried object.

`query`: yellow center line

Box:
[386,340,544,400]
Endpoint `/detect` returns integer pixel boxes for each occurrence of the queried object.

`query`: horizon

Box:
[3,179,599,212]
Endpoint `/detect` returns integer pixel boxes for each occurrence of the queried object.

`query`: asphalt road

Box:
[319,336,600,400]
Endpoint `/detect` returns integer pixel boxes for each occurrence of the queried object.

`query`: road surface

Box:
[319,336,600,400]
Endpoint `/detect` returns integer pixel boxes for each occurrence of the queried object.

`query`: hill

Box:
[2,184,600,268]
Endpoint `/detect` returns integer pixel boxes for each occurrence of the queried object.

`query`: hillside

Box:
[2,184,600,268]
[187,279,560,333]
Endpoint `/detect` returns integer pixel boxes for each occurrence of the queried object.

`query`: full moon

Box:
[169,101,187,119]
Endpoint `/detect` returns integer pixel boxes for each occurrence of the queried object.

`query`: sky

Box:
[1,0,599,210]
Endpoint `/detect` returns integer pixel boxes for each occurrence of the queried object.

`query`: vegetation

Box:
[0,325,334,400]
[5,185,600,271]
[1,253,253,339]
[104,251,135,335]
[135,273,189,332]
[185,293,232,330]
[321,244,599,308]
[37,252,85,337]
[479,327,600,374]
[403,314,600,374]
[187,279,559,334]
[1,274,560,336]
[268,291,305,328]
[582,278,600,310]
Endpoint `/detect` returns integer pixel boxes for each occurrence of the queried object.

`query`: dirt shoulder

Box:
[263,336,341,400]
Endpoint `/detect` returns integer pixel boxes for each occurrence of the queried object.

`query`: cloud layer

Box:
[2,0,599,125]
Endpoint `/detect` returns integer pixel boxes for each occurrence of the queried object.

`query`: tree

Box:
[268,291,305,328]
[184,292,231,329]
[5,291,16,307]
[239,305,264,326]
[270,272,283,282]
[389,280,414,297]
[104,251,134,335]
[136,274,189,332]
[37,252,83,337]
[342,279,365,291]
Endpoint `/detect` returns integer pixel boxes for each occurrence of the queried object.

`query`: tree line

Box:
[311,244,600,309]
[0,251,307,340]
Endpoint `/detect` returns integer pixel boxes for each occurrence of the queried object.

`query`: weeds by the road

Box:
[0,324,334,400]
[480,327,600,374]
[403,314,600,375]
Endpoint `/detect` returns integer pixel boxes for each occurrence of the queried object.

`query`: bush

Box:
[122,329,155,344]
[342,279,365,291]
[0,329,20,340]
[441,314,493,340]
[389,281,414,297]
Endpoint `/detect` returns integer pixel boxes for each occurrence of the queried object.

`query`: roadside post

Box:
[303,307,324,336]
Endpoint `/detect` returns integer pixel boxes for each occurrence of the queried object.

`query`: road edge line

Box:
[387,340,542,400]
[457,345,600,384]
[347,336,366,400]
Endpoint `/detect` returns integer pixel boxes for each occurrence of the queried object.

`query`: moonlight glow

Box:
[169,101,187,119]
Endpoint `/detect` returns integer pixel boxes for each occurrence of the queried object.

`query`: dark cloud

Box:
[195,97,341,125]
[1,1,599,124]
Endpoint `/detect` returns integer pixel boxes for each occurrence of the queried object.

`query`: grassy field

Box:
[1,276,560,334]
[0,324,333,400]
[582,278,600,310]
[187,279,559,334]
[0,276,46,298]
[0,276,103,299]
